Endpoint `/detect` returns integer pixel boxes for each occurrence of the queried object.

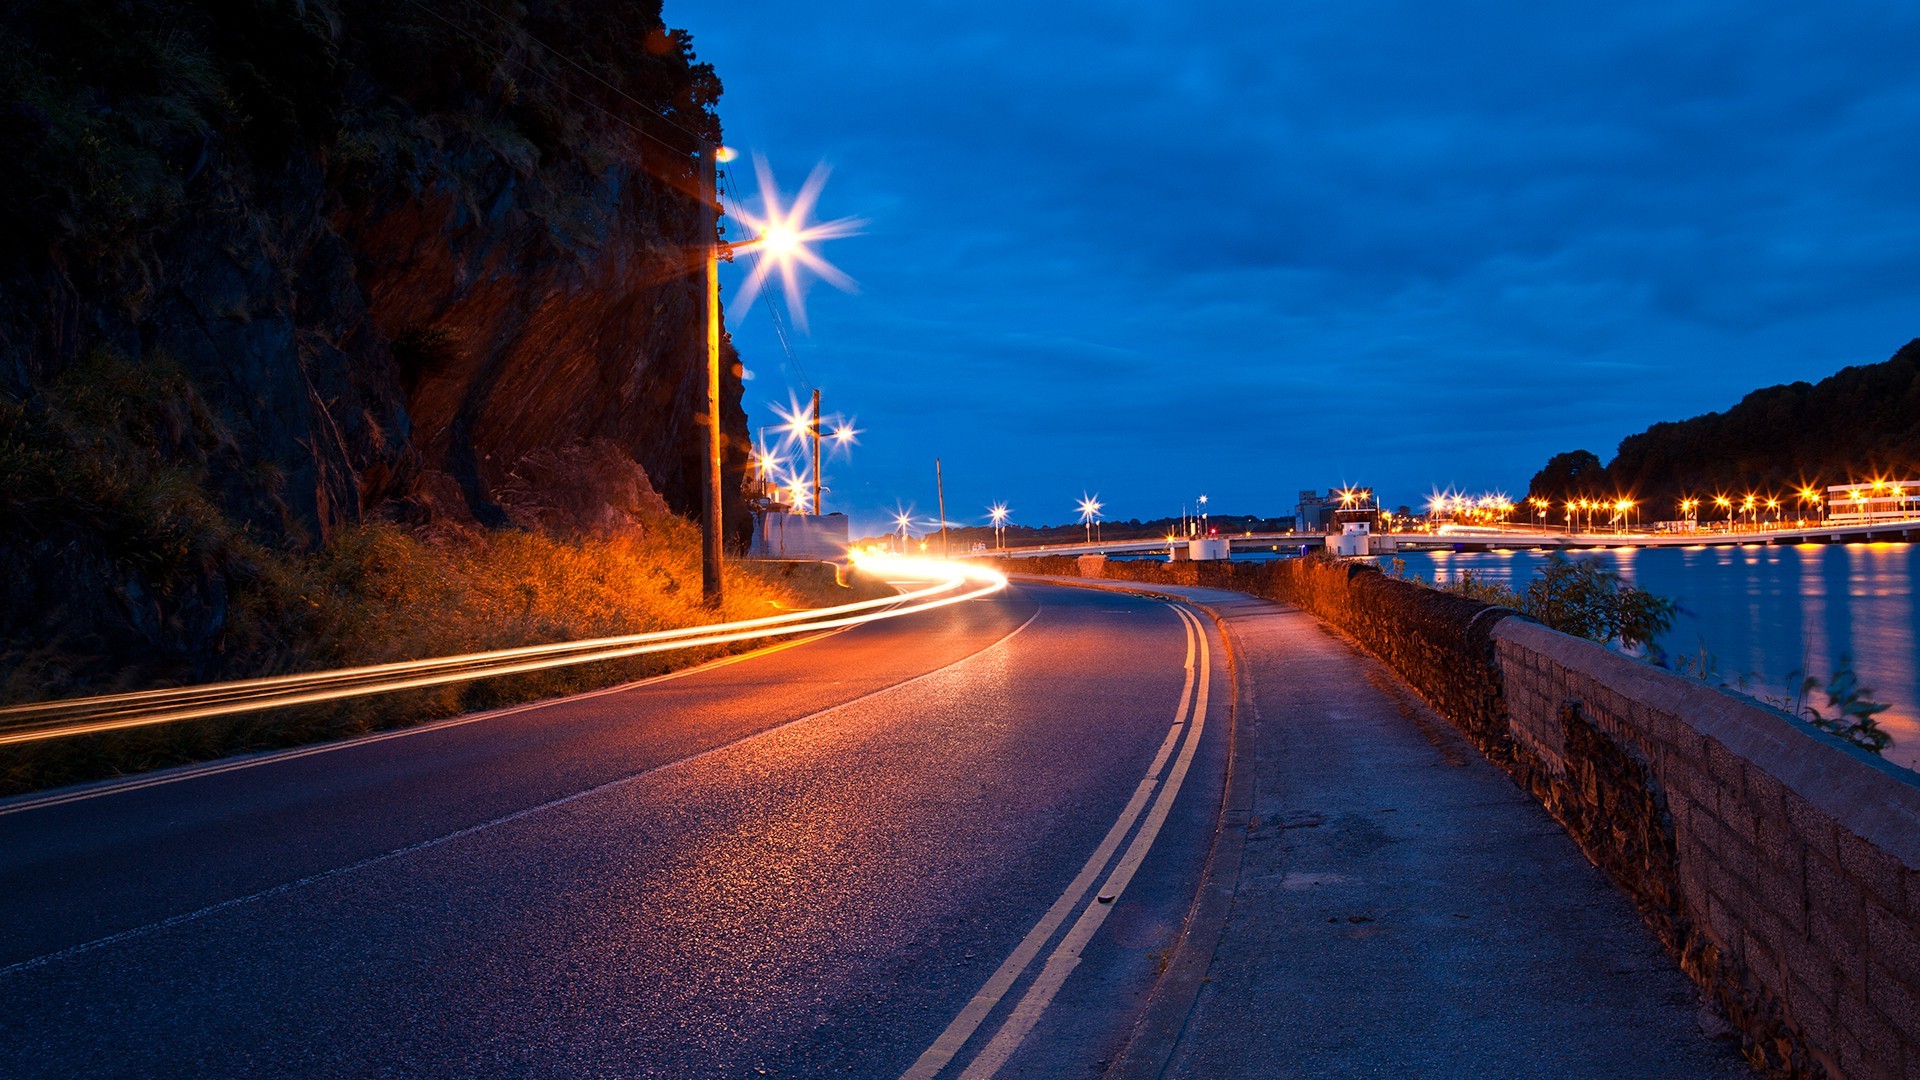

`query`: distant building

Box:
[1826,480,1920,524]
[1295,489,1335,533]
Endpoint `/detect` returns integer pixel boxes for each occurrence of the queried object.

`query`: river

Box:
[1361,542,1919,772]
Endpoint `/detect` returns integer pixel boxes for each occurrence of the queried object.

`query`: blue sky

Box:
[669,1,1920,535]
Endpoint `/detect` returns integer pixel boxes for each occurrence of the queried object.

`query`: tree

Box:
[1526,450,1606,505]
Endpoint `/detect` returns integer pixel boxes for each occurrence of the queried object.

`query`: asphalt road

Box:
[0,581,1230,1078]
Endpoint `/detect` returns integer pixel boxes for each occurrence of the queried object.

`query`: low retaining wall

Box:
[1028,556,1920,1078]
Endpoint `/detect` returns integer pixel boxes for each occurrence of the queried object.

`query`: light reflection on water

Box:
[1375,543,1920,772]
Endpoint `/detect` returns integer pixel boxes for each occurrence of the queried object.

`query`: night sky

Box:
[672,2,1920,536]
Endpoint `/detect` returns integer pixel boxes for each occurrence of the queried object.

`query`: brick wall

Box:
[1028,556,1920,1078]
[1498,619,1920,1079]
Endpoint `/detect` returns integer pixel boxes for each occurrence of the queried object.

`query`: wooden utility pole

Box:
[699,140,724,605]
[936,458,948,558]
[811,387,823,516]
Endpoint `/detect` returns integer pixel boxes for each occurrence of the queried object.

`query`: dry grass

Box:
[0,519,887,797]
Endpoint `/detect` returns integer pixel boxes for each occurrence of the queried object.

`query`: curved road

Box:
[0,582,1230,1078]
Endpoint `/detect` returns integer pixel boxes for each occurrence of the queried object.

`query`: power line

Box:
[395,0,696,160]
[722,168,810,391]
[441,0,710,146]
[395,1,812,390]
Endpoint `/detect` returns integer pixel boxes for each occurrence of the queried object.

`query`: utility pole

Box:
[811,387,823,516]
[699,139,725,605]
[936,458,948,558]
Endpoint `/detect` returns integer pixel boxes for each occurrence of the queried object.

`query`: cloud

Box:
[679,0,1920,523]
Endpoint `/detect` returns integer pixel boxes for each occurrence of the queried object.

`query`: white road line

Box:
[903,602,1211,1080]
[0,608,1043,978]
[956,604,1214,1078]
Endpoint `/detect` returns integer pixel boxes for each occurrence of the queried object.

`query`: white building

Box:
[1825,481,1920,525]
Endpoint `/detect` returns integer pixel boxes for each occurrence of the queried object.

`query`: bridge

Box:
[977,516,1920,559]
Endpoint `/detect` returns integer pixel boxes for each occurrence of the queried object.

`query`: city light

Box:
[729,156,864,328]
[1076,493,1103,542]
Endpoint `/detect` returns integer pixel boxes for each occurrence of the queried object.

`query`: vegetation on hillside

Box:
[1525,339,1920,511]
[0,0,718,288]
[0,355,883,795]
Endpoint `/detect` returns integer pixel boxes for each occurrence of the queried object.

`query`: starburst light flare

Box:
[767,391,813,451]
[730,156,864,330]
[828,417,861,455]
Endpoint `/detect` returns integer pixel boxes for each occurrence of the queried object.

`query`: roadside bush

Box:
[1437,552,1675,651]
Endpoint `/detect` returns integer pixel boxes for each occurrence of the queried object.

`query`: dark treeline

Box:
[1526,339,1920,516]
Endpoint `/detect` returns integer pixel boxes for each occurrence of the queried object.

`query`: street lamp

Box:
[1077,494,1103,543]
[1798,486,1822,524]
[988,503,1010,549]
[697,146,858,603]
[892,506,915,554]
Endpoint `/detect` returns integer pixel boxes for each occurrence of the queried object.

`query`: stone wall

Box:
[1498,619,1920,1079]
[1025,556,1920,1078]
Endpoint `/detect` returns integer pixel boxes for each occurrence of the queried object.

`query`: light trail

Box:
[0,556,1006,747]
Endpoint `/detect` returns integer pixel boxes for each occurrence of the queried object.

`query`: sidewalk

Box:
[1027,578,1755,1077]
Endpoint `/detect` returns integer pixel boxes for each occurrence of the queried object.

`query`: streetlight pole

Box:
[810,388,823,516]
[699,140,726,606]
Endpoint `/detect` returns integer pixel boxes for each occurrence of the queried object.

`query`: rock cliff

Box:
[0,0,752,686]
[0,0,747,541]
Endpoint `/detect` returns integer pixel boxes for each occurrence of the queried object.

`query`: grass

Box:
[0,520,888,797]
[0,353,888,796]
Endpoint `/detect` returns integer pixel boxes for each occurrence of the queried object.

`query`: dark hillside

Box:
[1527,339,1920,509]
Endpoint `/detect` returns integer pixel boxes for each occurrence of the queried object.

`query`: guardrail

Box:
[0,556,1006,746]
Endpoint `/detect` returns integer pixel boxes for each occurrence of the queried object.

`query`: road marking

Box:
[0,606,1044,978]
[904,602,1213,1080]
[958,605,1213,1078]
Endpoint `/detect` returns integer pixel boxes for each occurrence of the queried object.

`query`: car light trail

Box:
[0,557,1005,746]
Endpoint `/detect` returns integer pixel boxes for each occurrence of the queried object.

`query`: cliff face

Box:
[0,0,746,541]
[0,0,751,685]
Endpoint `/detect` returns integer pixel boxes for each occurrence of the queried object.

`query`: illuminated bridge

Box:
[979,516,1920,560]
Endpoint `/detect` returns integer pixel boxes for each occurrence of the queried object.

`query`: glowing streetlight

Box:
[728,156,863,329]
[892,505,916,553]
[988,503,1010,549]
[1077,494,1104,543]
[698,146,858,602]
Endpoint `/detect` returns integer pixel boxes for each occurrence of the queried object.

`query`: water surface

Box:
[1376,543,1919,771]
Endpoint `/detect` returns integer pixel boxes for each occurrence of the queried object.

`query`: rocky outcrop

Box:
[0,0,747,544]
[0,0,751,687]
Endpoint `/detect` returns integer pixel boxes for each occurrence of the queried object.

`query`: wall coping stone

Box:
[1492,618,1920,869]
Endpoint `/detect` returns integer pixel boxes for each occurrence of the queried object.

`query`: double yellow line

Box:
[905,601,1215,1079]
[0,557,1007,746]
